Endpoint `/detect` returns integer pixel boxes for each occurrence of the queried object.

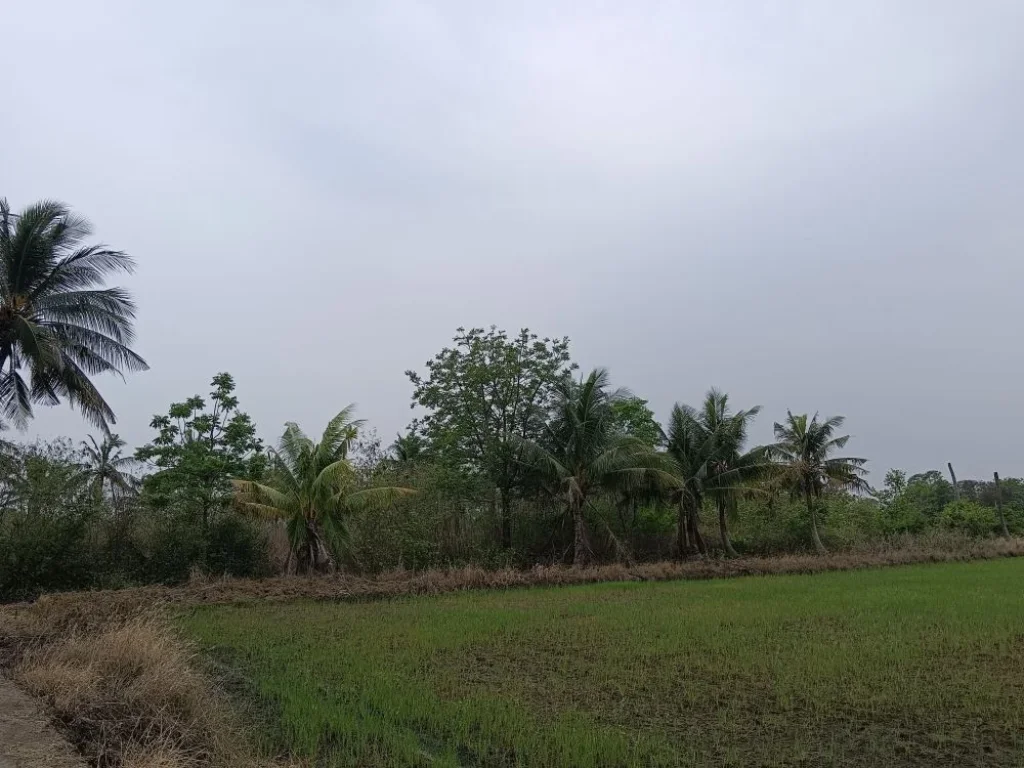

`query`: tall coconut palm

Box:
[702,391,767,558]
[233,406,414,573]
[666,390,766,558]
[516,368,679,567]
[0,199,148,430]
[81,433,138,501]
[665,403,711,556]
[769,412,869,554]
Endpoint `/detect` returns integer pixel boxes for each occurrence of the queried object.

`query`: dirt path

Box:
[0,675,83,768]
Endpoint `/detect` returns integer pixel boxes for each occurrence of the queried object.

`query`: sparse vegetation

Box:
[16,617,251,768]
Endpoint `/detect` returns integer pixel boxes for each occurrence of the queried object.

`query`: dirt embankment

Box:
[12,535,1024,628]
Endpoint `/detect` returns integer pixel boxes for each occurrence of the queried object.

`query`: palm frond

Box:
[232,478,295,512]
[316,405,363,464]
[0,200,145,430]
[343,485,416,512]
[312,458,358,496]
[511,434,569,483]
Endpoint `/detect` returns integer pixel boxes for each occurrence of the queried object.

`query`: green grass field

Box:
[182,560,1024,767]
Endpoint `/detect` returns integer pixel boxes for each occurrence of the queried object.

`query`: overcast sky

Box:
[4,1,1023,480]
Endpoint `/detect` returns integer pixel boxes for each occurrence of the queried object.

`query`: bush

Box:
[0,505,100,601]
[205,515,272,579]
[128,510,272,585]
[939,500,996,536]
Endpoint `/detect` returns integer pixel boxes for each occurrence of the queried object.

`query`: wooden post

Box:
[994,472,1010,538]
[947,463,960,500]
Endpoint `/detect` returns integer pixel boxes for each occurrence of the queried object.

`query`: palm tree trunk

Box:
[307,519,336,572]
[718,498,737,557]
[499,487,513,550]
[805,489,827,555]
[571,501,589,568]
[676,498,688,559]
[678,498,706,557]
[689,504,707,555]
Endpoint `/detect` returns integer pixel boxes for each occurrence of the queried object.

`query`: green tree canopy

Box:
[769,412,868,554]
[407,326,574,548]
[233,407,414,573]
[81,433,138,502]
[665,403,713,556]
[516,368,678,566]
[136,373,264,532]
[609,396,662,448]
[666,389,766,558]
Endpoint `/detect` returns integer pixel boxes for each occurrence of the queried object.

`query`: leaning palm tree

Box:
[80,433,138,501]
[769,412,869,554]
[233,407,414,573]
[0,199,148,429]
[666,390,766,558]
[516,368,679,567]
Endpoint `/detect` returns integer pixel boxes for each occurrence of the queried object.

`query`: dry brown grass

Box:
[2,614,257,768]
[18,533,1024,622]
[2,534,1024,768]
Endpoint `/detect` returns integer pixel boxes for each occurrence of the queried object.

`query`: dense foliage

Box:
[135,373,264,533]
[0,324,1019,601]
[407,327,574,549]
[233,408,412,573]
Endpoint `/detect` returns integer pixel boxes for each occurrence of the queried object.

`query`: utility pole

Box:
[947,462,960,501]
[994,472,1010,538]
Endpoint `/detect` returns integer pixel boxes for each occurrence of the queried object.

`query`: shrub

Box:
[0,505,99,601]
[940,500,996,536]
[204,515,272,579]
[128,510,272,585]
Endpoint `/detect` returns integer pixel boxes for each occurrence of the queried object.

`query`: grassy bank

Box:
[184,559,1024,767]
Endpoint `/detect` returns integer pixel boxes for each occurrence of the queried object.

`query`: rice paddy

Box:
[182,559,1024,767]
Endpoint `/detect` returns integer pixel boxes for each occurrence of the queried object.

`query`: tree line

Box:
[0,199,1018,599]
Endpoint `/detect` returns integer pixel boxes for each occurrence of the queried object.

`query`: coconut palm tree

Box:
[665,403,710,556]
[769,412,869,554]
[233,406,414,573]
[516,368,679,567]
[666,390,766,558]
[0,199,148,429]
[80,433,138,501]
[392,430,428,464]
[702,392,767,558]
